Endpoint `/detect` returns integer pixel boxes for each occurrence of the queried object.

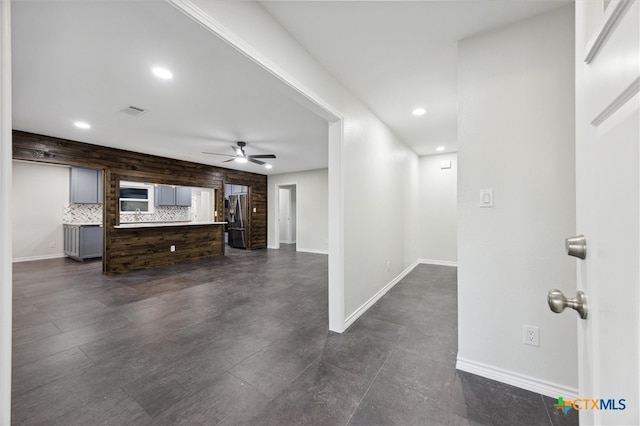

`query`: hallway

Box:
[12,249,576,425]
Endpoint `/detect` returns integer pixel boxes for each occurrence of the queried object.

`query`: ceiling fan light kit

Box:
[203,141,276,168]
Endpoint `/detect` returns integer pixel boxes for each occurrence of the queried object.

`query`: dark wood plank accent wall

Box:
[108,225,224,274]
[12,130,267,274]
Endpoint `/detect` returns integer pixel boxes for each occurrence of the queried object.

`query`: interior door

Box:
[278,187,290,243]
[575,1,639,424]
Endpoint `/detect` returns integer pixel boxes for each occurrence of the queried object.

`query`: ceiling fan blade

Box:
[249,154,276,159]
[202,152,235,157]
[248,158,265,165]
[223,158,236,163]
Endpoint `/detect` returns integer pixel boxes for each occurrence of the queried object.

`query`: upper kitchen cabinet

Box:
[70,167,103,204]
[155,185,192,207]
[176,186,192,206]
[155,185,176,206]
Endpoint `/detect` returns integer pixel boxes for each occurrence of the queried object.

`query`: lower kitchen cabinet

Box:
[64,224,103,260]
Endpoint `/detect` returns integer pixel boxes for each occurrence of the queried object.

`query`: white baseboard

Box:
[343,259,421,330]
[296,247,328,255]
[267,245,328,255]
[456,356,579,400]
[418,258,458,267]
[12,253,67,263]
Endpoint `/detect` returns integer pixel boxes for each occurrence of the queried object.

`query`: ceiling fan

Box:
[203,141,276,165]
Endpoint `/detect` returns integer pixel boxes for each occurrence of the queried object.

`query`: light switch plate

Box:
[480,189,494,208]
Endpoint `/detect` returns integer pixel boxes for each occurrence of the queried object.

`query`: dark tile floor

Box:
[11,245,578,425]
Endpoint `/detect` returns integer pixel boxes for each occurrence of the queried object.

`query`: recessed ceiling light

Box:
[73,121,91,129]
[235,157,248,164]
[412,108,427,116]
[436,146,446,152]
[265,164,273,170]
[152,67,173,79]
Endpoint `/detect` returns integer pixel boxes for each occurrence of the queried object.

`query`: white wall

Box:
[457,5,577,397]
[0,1,12,422]
[181,1,421,330]
[342,119,419,320]
[418,153,457,264]
[12,161,69,262]
[268,169,328,254]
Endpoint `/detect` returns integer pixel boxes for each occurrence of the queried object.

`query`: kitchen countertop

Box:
[114,221,227,229]
[63,223,102,226]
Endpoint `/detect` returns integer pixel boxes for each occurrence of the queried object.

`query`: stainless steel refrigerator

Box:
[227,194,247,249]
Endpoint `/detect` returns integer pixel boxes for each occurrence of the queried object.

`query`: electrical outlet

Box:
[170,245,176,252]
[523,325,539,347]
[386,261,391,272]
[49,242,56,248]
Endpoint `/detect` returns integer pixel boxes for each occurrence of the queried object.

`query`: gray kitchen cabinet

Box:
[176,186,192,206]
[64,224,103,260]
[155,185,176,206]
[155,185,192,206]
[70,167,103,204]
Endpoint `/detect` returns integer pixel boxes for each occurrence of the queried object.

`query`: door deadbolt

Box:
[547,289,588,320]
[566,234,587,259]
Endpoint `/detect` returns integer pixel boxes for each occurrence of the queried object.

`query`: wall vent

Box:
[120,105,146,116]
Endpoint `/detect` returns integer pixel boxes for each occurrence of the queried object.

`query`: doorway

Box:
[276,184,297,249]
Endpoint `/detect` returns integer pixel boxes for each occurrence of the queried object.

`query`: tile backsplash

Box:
[64,204,190,224]
[64,203,102,224]
[119,206,190,223]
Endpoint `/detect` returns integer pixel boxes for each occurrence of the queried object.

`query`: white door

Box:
[278,188,291,243]
[575,1,639,424]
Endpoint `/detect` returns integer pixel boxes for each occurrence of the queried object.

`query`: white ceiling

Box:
[12,1,570,176]
[12,1,329,175]
[262,0,569,156]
